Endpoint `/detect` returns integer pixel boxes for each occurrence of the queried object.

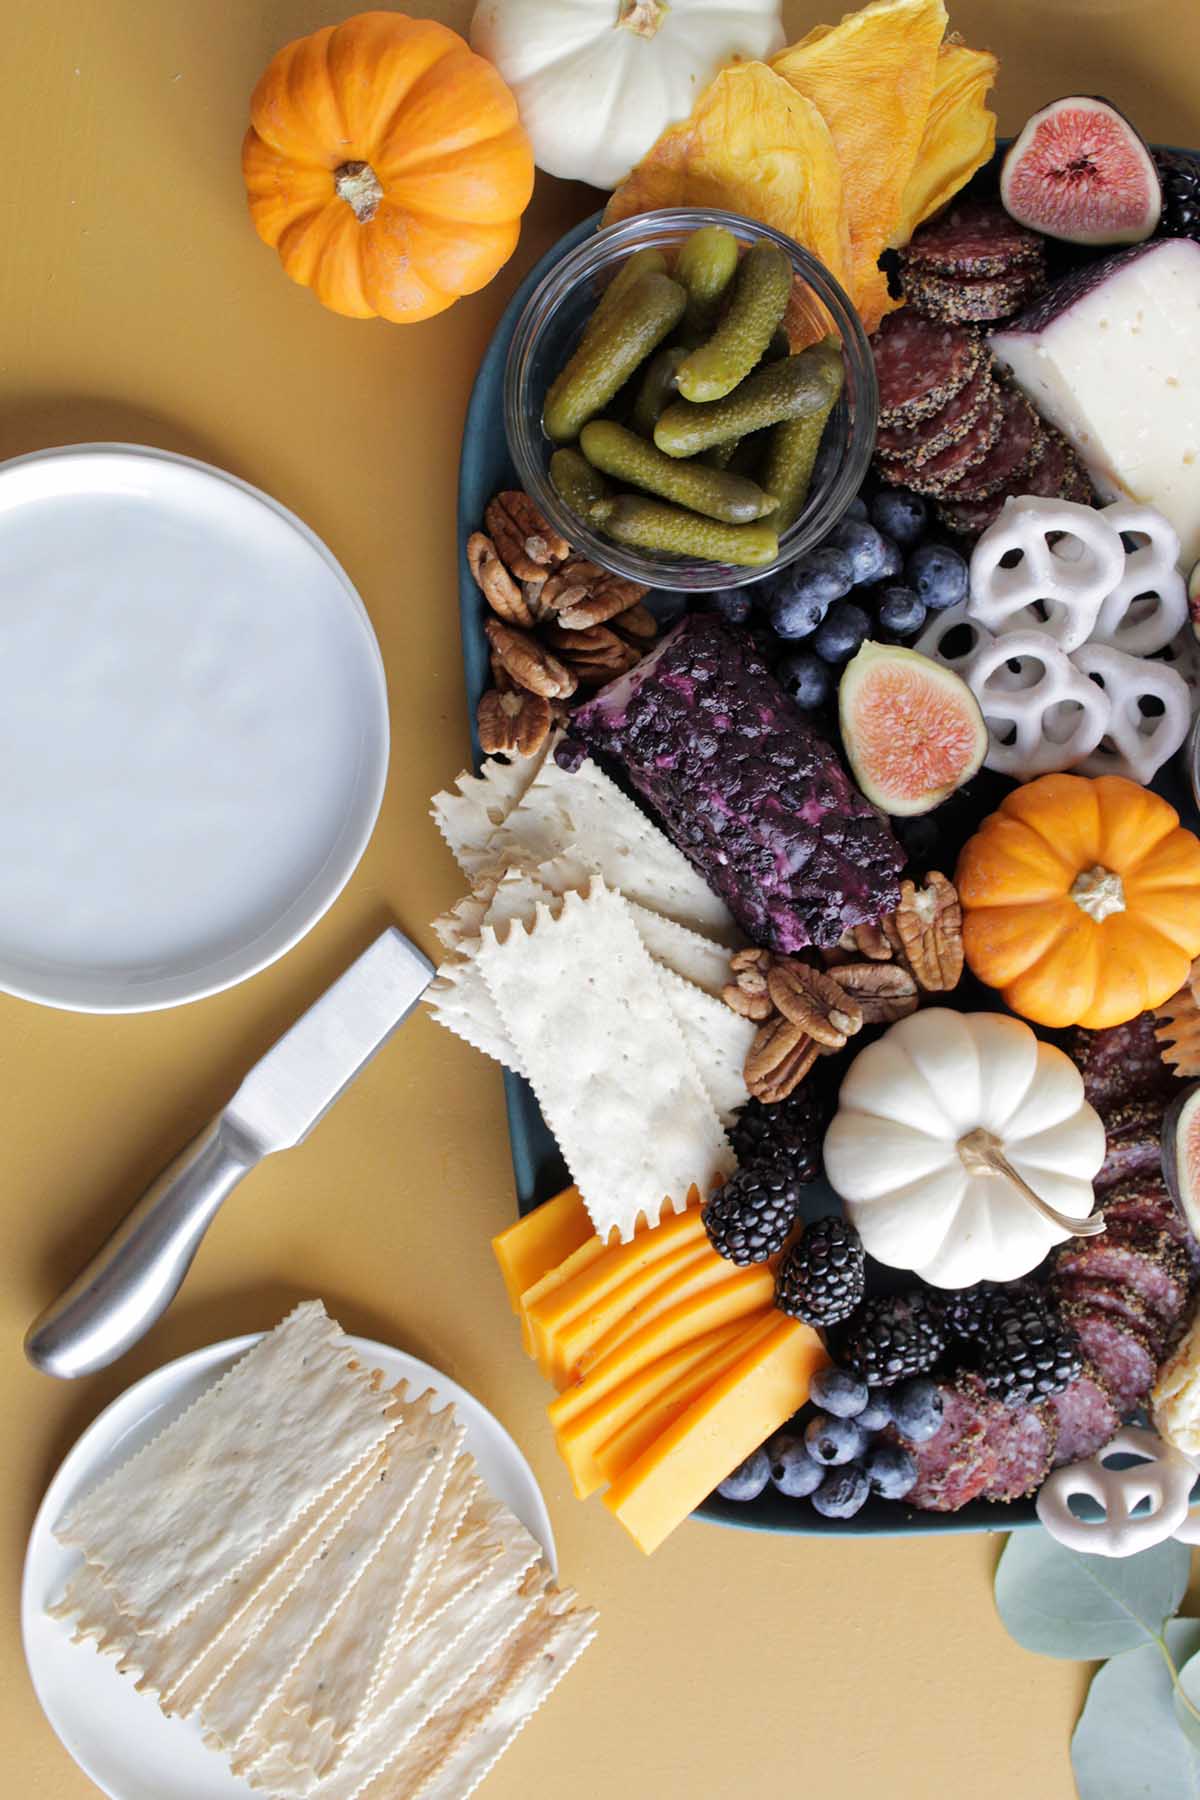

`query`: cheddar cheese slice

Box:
[492,1188,592,1313]
[516,1238,607,1357]
[576,1241,766,1379]
[549,1239,711,1391]
[548,1264,778,1431]
[604,1317,829,1554]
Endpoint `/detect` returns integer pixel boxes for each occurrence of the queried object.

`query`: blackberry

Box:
[979,1292,1083,1407]
[943,1279,1037,1342]
[704,1166,801,1266]
[730,1088,824,1185]
[775,1216,865,1326]
[838,1290,947,1387]
[1157,150,1200,241]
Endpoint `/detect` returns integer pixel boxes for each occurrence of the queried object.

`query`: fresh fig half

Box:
[838,641,987,817]
[1189,557,1200,641]
[1163,1083,1200,1241]
[1001,96,1162,246]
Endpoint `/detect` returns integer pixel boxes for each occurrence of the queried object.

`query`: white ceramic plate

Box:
[22,1333,555,1800]
[0,444,389,1012]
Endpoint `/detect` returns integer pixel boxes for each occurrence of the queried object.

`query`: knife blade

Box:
[24,927,434,1379]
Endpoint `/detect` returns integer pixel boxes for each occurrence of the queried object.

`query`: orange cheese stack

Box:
[493,1189,828,1554]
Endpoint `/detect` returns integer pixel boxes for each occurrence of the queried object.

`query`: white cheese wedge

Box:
[990,238,1200,568]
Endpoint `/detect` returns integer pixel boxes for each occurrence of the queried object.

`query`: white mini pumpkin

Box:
[470,0,786,190]
[823,1011,1105,1288]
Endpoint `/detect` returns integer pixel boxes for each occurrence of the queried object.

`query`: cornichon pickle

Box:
[675,226,740,343]
[579,420,776,525]
[630,345,689,438]
[591,495,779,567]
[655,342,844,458]
[544,272,687,444]
[550,447,609,515]
[759,356,845,533]
[580,247,669,348]
[675,241,792,404]
[701,437,741,470]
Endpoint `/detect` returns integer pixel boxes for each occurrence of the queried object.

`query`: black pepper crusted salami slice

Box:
[1054,1227,1191,1330]
[1061,1307,1158,1414]
[1047,1366,1122,1465]
[1095,1096,1166,1191]
[893,389,1006,497]
[937,493,1004,539]
[875,365,997,469]
[1070,1014,1180,1111]
[901,199,1045,278]
[1098,1174,1184,1244]
[978,1401,1058,1503]
[872,313,984,429]
[901,265,1047,326]
[892,1376,997,1512]
[939,387,1042,501]
[1052,1274,1169,1358]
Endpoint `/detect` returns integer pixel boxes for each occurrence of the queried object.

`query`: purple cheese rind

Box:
[990,239,1179,338]
[572,613,904,952]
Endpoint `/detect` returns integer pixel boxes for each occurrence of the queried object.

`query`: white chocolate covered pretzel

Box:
[1091,501,1188,656]
[1072,642,1193,784]
[968,496,1125,652]
[965,629,1110,779]
[1036,1425,1199,1558]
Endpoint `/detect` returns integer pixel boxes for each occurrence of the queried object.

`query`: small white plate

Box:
[0,444,389,1012]
[22,1333,555,1800]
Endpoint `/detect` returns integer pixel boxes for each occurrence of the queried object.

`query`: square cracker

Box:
[478,883,734,1242]
[55,1302,392,1634]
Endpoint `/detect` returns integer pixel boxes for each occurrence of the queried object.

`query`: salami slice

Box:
[938,387,1042,501]
[1054,1227,1191,1330]
[891,1377,995,1512]
[901,199,1045,279]
[872,313,984,429]
[875,366,997,469]
[1061,1307,1158,1413]
[1070,1014,1179,1110]
[1096,1096,1167,1191]
[1098,1173,1182,1240]
[937,493,1004,539]
[979,1401,1058,1503]
[892,390,1006,497]
[1047,1366,1122,1466]
[901,265,1046,326]
[1052,1275,1169,1358]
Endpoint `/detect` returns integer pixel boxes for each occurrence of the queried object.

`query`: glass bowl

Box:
[503,206,878,593]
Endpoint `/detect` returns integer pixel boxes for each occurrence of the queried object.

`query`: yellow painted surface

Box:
[3,1,1197,1794]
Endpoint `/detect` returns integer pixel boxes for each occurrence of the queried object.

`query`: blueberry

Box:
[875,533,904,581]
[857,1389,893,1433]
[869,487,928,548]
[812,600,870,665]
[889,1377,945,1445]
[706,587,754,626]
[826,519,893,586]
[907,542,968,611]
[846,495,869,521]
[766,1432,825,1498]
[876,584,927,639]
[770,544,857,630]
[810,1367,869,1419]
[553,736,587,774]
[811,1462,871,1519]
[716,1447,772,1502]
[778,650,832,710]
[804,1413,868,1466]
[864,1443,918,1500]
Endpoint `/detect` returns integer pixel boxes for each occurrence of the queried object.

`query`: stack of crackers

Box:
[429,741,750,1243]
[50,1302,595,1799]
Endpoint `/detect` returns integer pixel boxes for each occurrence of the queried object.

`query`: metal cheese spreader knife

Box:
[24,928,434,1379]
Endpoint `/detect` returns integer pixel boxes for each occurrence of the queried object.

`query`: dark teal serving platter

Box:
[455,162,1198,1538]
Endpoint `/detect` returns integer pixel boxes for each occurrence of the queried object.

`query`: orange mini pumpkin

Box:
[242,11,534,323]
[956,773,1200,1030]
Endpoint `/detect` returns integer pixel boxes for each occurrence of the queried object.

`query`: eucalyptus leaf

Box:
[1073,1620,1200,1800]
[994,1531,1192,1660]
[1174,1646,1200,1752]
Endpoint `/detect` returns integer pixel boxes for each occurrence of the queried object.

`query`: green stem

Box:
[1159,1630,1200,1728]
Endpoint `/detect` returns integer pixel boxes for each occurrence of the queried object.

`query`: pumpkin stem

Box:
[334,161,383,224]
[617,0,668,38]
[1070,864,1126,923]
[956,1128,1106,1238]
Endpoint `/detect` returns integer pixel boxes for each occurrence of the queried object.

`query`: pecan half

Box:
[892,871,963,992]
[768,960,864,1048]
[610,601,659,642]
[477,688,552,758]
[485,618,577,700]
[485,491,571,581]
[542,557,647,630]
[467,531,534,627]
[745,1015,819,1103]
[722,948,774,1021]
[832,961,919,1024]
[543,621,640,686]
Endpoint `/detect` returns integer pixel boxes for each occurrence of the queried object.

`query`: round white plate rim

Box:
[0,442,390,1014]
[22,1330,555,1800]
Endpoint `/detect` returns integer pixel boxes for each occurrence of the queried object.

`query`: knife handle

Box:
[24,1117,259,1379]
